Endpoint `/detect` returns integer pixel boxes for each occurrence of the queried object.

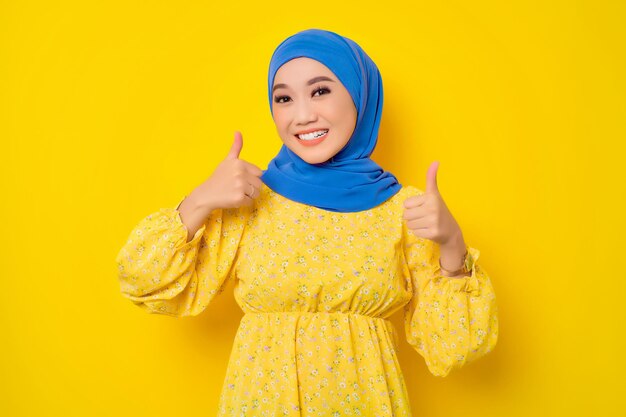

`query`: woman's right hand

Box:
[191,131,264,211]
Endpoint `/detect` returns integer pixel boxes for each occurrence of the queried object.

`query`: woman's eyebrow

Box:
[272,76,335,93]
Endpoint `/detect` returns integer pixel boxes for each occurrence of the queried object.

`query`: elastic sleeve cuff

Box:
[149,195,207,250]
[439,246,481,295]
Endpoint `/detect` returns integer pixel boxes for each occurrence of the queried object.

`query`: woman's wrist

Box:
[439,250,470,277]
[438,232,470,277]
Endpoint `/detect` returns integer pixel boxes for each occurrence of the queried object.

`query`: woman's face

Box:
[271,57,357,165]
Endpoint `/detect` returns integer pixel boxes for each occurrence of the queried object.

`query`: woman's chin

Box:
[281,142,337,165]
[300,153,332,165]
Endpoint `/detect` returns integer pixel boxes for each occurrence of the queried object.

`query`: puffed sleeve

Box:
[401,188,499,377]
[115,196,251,317]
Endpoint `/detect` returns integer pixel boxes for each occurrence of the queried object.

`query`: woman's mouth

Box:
[295,129,329,146]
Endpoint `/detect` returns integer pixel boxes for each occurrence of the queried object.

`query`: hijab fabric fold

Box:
[260,28,402,213]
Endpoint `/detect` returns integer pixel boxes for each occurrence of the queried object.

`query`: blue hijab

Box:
[260,28,402,213]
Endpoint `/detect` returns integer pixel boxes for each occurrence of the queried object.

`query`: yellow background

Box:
[2,0,624,415]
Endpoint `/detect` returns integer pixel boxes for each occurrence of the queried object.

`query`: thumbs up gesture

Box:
[402,161,463,248]
[190,131,265,210]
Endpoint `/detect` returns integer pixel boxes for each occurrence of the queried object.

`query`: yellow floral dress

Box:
[116,183,498,416]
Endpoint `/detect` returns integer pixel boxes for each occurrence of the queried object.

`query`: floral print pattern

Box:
[116,183,498,415]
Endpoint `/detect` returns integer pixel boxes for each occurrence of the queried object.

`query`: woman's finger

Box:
[407,216,431,231]
[245,173,264,191]
[403,194,426,209]
[242,160,265,177]
[403,206,429,221]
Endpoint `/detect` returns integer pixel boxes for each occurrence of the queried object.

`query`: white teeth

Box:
[297,129,328,140]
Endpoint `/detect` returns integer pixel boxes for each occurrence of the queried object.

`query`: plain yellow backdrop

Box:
[2,0,624,416]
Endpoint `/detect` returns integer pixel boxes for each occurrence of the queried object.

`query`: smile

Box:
[295,129,329,146]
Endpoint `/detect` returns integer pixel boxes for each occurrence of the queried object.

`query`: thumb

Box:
[425,161,440,194]
[226,131,243,159]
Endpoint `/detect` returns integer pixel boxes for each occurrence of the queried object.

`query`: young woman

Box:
[116,28,498,415]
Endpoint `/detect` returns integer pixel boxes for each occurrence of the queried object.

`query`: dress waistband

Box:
[241,311,399,348]
[243,311,391,323]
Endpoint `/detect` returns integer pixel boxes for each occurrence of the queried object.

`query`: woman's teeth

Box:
[297,129,329,140]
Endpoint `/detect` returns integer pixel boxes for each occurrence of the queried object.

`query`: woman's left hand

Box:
[402,161,463,248]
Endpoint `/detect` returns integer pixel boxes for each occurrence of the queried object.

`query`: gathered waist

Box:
[243,310,391,322]
[239,310,400,351]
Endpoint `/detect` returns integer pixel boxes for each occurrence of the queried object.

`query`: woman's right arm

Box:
[115,131,263,317]
[115,198,250,317]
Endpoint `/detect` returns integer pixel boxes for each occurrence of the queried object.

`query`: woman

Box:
[116,28,498,415]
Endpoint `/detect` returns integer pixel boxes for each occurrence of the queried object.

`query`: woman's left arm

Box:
[401,163,499,376]
[401,229,499,377]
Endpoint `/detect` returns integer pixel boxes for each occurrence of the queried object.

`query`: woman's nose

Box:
[294,101,318,124]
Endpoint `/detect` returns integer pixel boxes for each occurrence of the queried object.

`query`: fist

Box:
[402,161,462,246]
[193,131,264,210]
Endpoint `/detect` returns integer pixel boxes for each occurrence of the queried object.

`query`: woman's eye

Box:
[313,86,331,96]
[274,95,290,103]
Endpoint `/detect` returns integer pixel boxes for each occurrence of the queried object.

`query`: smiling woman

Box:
[116,28,498,417]
[270,62,357,163]
[261,29,401,213]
